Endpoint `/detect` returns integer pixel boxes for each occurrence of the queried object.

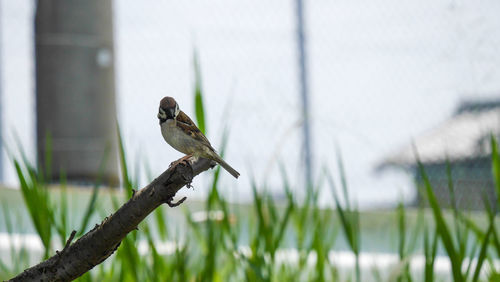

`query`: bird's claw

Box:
[169,155,193,168]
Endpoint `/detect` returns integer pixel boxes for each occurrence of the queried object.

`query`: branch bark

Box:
[9,157,215,282]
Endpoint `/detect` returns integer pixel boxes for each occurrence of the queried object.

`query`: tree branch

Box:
[9,157,216,282]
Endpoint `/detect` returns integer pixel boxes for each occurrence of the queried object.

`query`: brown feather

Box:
[175,111,215,151]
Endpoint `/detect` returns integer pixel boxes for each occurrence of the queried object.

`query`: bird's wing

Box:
[176,111,215,150]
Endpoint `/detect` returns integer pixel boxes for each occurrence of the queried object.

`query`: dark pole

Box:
[295,0,313,188]
[35,0,118,185]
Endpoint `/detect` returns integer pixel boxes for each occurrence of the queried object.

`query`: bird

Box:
[157,96,240,179]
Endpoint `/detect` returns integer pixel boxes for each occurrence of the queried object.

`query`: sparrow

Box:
[157,96,240,179]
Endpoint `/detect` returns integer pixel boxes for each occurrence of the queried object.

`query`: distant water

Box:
[2,0,500,209]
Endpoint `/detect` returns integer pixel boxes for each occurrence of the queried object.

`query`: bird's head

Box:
[158,96,179,124]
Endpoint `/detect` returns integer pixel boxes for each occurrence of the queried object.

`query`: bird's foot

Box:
[169,154,193,168]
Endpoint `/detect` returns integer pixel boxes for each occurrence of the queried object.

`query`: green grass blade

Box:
[266,193,278,224]
[1,201,17,274]
[207,128,238,246]
[464,231,479,279]
[416,153,463,282]
[272,200,293,255]
[217,192,238,247]
[406,207,424,255]
[490,222,500,258]
[117,235,140,280]
[397,202,406,260]
[14,160,53,257]
[327,171,355,252]
[117,124,133,197]
[490,135,500,206]
[471,220,494,282]
[153,207,168,240]
[251,180,272,253]
[78,185,100,236]
[279,163,295,205]
[446,159,468,266]
[143,223,166,280]
[56,173,68,246]
[210,126,228,199]
[173,240,190,282]
[335,147,350,210]
[12,131,37,176]
[445,159,458,212]
[193,48,206,135]
[459,214,487,241]
[424,225,437,282]
[482,192,500,258]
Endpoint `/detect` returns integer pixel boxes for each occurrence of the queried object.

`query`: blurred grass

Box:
[1,183,497,281]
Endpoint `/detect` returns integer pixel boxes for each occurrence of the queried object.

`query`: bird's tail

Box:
[211,154,240,179]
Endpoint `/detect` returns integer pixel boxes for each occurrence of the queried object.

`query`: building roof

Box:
[379,99,500,168]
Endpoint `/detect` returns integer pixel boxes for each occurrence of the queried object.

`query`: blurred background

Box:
[2,0,500,208]
[2,0,500,280]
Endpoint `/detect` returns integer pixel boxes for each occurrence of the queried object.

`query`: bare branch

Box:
[9,157,216,282]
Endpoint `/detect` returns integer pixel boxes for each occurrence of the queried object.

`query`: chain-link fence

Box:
[2,0,500,209]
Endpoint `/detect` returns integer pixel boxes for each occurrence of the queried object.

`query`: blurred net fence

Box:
[2,0,500,209]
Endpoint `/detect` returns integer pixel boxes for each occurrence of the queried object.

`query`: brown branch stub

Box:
[166,196,187,207]
[9,156,215,282]
[57,230,77,257]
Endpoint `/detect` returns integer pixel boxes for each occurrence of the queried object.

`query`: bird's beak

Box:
[166,108,176,119]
